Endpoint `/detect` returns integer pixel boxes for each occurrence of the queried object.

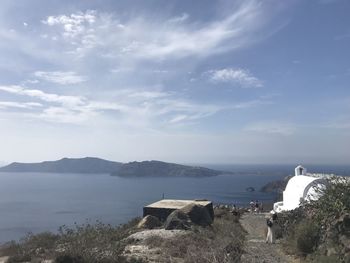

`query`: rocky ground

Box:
[240,213,298,263]
[0,209,303,263]
[123,229,188,262]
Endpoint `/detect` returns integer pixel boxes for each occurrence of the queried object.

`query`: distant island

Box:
[0,157,224,177]
[112,160,222,177]
[260,175,292,193]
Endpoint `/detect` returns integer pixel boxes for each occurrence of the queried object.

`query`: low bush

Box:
[2,218,141,263]
[145,208,245,263]
[295,220,320,255]
[6,254,32,263]
[280,176,350,261]
[306,254,342,263]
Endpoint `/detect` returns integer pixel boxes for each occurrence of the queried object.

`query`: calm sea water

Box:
[0,164,349,243]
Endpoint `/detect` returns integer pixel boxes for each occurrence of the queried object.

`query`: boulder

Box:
[180,204,213,227]
[164,210,192,230]
[137,215,161,229]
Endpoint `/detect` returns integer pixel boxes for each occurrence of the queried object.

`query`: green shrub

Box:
[307,176,350,226]
[0,218,140,263]
[295,220,320,255]
[280,177,350,261]
[55,219,140,262]
[0,241,22,257]
[306,254,342,263]
[145,209,245,263]
[55,254,85,263]
[21,231,59,256]
[7,254,31,263]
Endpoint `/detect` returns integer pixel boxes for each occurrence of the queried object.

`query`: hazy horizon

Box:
[0,0,349,164]
[1,156,350,167]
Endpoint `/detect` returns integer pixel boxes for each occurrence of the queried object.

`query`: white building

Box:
[273,165,328,212]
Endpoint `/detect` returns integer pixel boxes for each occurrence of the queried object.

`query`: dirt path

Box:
[240,213,298,263]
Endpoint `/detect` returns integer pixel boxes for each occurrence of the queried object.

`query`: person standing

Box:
[249,200,254,213]
[259,201,264,212]
[266,212,277,244]
[255,200,259,213]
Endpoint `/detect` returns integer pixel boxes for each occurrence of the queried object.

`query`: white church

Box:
[273,165,328,212]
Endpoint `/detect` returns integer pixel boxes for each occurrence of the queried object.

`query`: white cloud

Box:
[41,1,278,59]
[34,71,87,85]
[0,85,85,107]
[169,114,188,123]
[207,68,263,88]
[168,13,189,24]
[43,10,96,38]
[0,85,129,123]
[0,85,219,124]
[234,99,272,109]
[0,101,42,109]
[244,121,296,135]
[127,91,169,99]
[110,68,133,74]
[23,79,40,84]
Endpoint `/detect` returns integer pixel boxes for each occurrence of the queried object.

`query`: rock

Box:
[344,252,350,263]
[339,214,350,233]
[340,235,350,252]
[137,215,161,229]
[164,210,192,230]
[180,204,213,227]
[327,246,338,257]
[246,187,255,192]
[127,229,187,242]
[260,176,292,193]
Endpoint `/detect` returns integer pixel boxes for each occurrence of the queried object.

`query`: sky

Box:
[0,0,349,165]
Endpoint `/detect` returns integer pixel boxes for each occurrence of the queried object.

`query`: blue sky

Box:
[0,0,349,164]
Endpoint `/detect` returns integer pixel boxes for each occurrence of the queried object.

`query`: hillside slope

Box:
[112,160,223,177]
[0,158,223,177]
[0,157,122,174]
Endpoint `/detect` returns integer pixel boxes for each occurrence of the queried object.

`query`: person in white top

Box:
[266,212,277,244]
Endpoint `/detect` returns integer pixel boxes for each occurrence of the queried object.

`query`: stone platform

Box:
[143,199,214,221]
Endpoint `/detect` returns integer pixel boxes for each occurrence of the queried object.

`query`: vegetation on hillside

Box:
[278,177,350,262]
[0,219,141,263]
[143,208,245,263]
[0,208,244,263]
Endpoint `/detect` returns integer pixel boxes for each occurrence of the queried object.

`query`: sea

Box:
[0,164,349,243]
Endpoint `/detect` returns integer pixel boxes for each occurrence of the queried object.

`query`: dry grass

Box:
[0,218,141,263]
[1,209,245,263]
[145,208,245,263]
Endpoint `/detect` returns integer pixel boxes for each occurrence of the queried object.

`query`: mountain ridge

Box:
[0,157,224,177]
[112,160,222,177]
[0,157,122,174]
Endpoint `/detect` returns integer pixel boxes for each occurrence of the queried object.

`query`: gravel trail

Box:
[240,213,298,263]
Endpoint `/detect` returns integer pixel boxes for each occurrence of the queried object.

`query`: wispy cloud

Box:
[0,85,130,123]
[42,10,96,38]
[233,99,272,109]
[0,84,270,126]
[34,71,87,84]
[0,85,85,107]
[41,1,279,60]
[207,68,263,88]
[168,13,189,24]
[0,85,214,124]
[0,101,42,109]
[244,121,296,135]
